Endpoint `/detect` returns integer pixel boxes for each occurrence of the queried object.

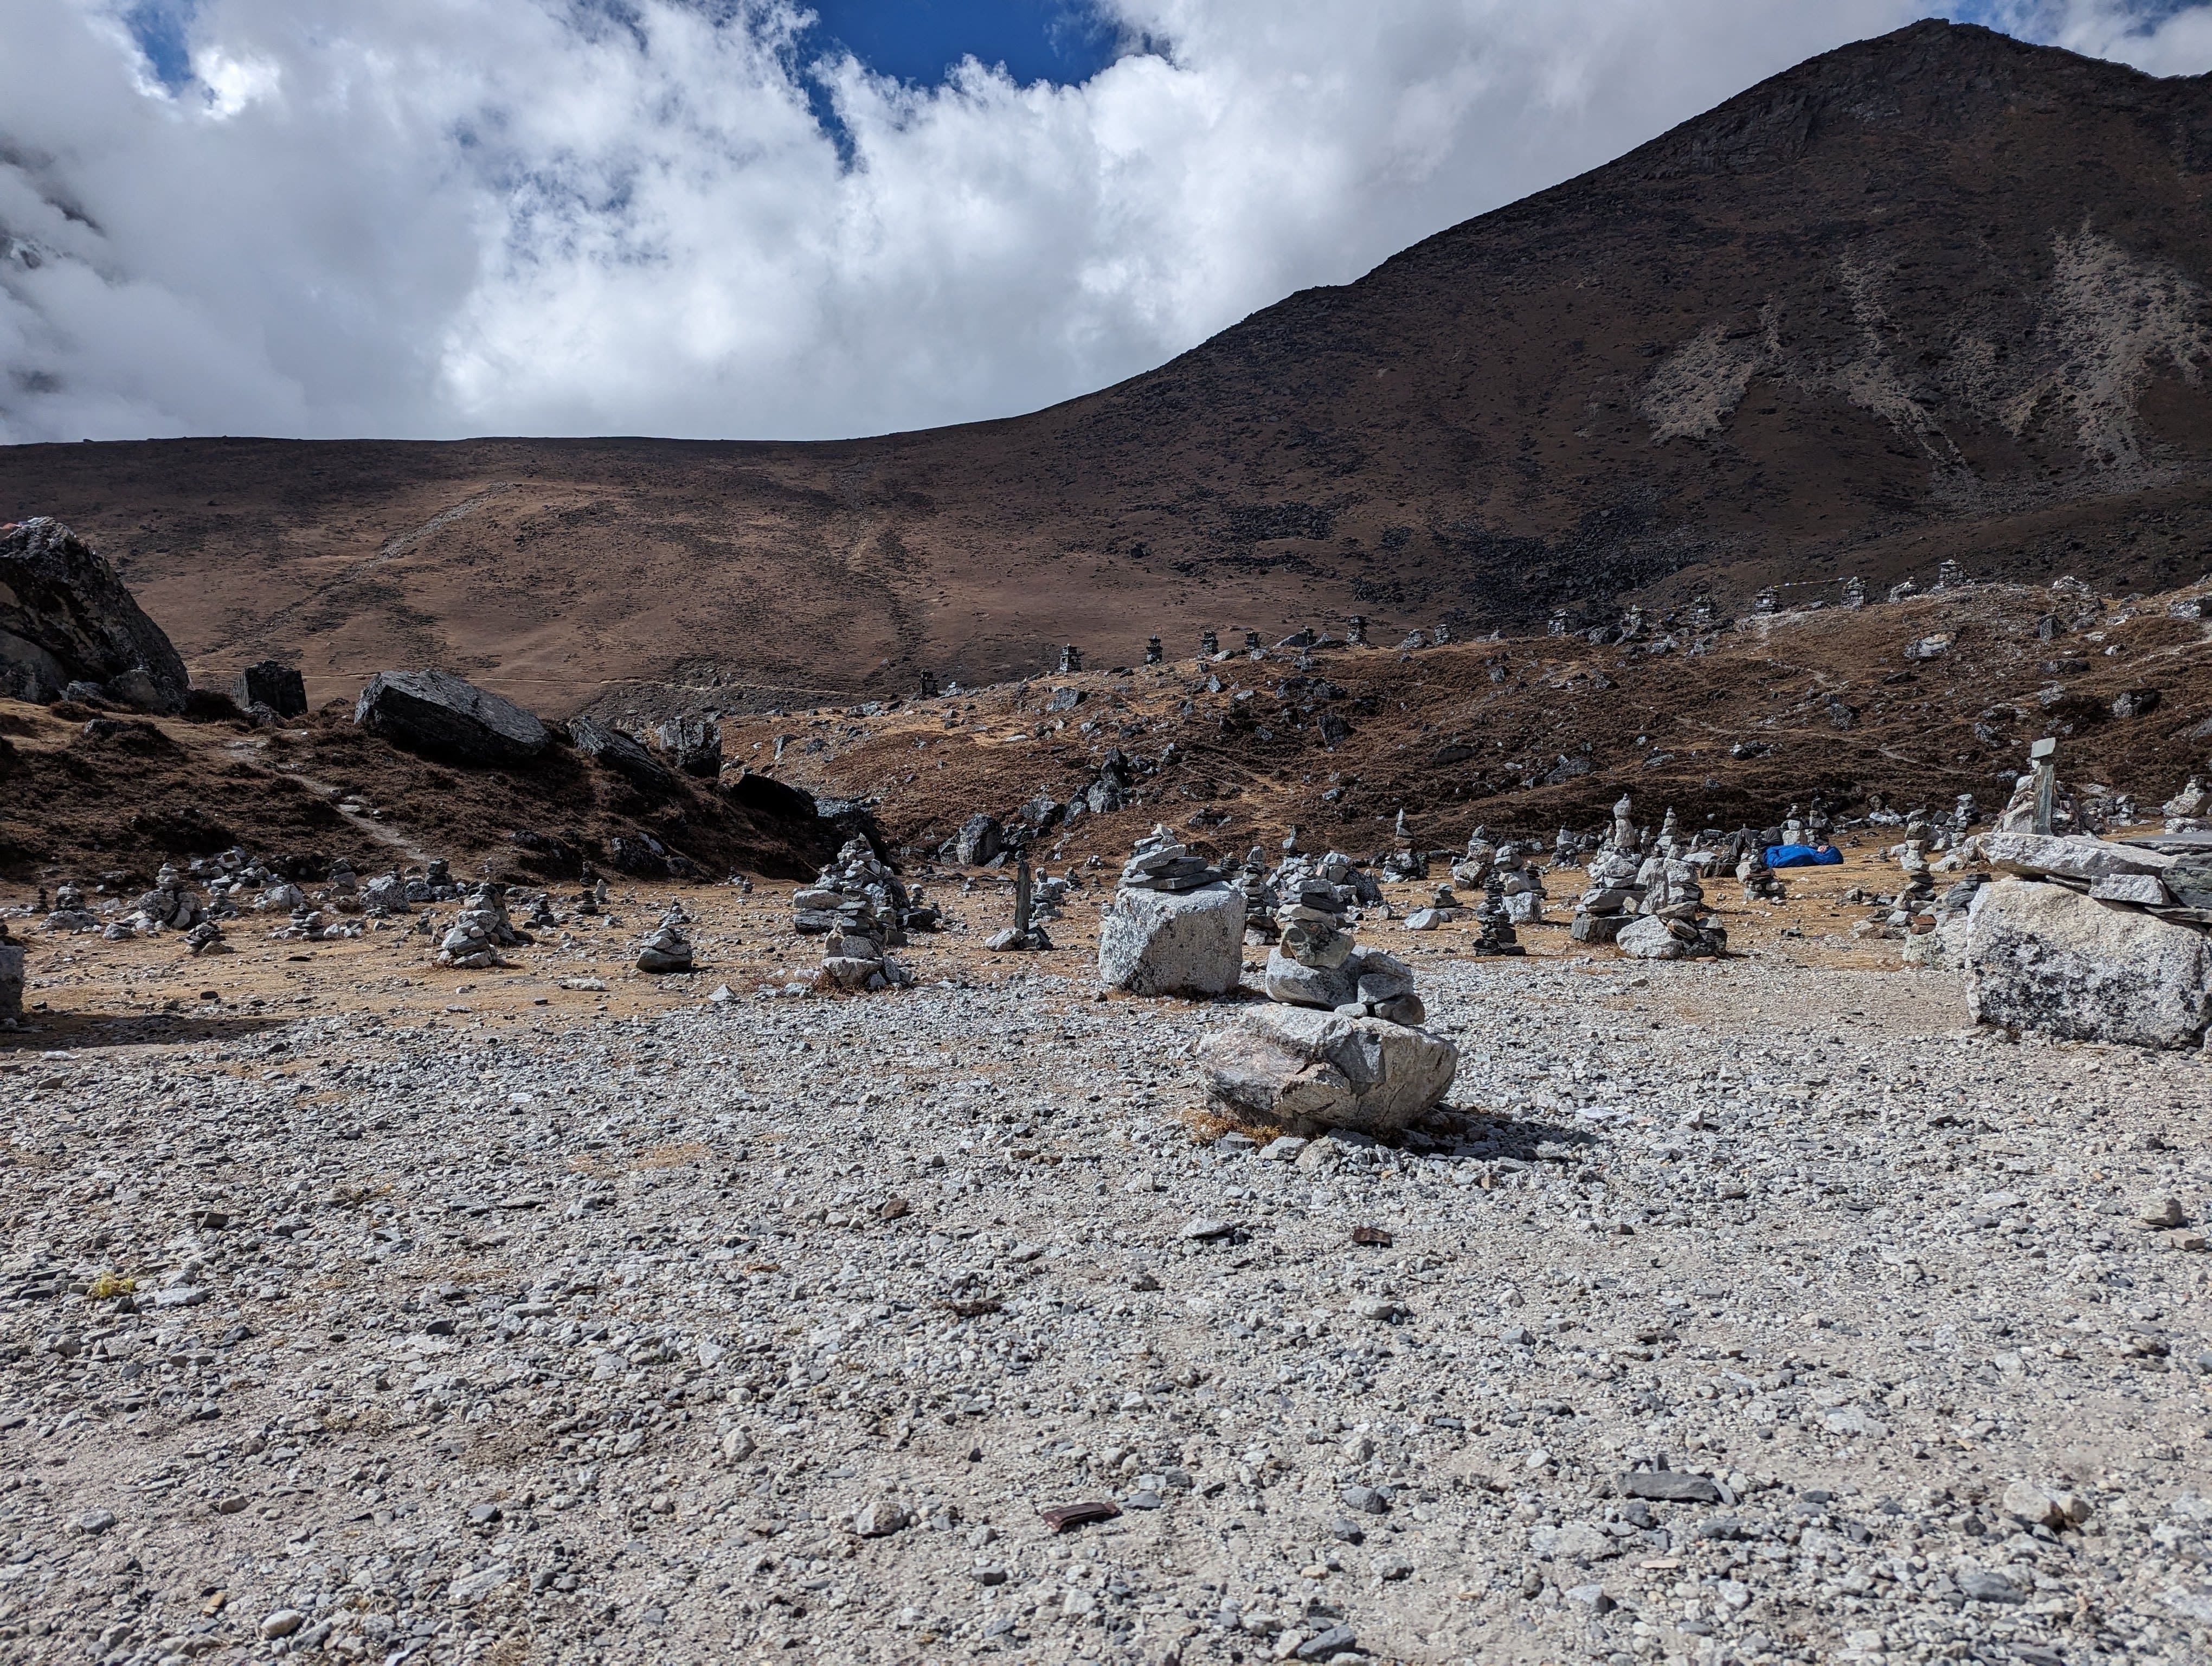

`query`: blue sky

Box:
[10,0,2212,444]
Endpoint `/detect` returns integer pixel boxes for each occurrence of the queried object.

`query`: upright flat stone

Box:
[1198,1004,1458,1136]
[353,670,548,765]
[0,940,23,1024]
[1965,877,2211,1049]
[1097,882,1244,997]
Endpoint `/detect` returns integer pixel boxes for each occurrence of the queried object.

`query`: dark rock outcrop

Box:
[0,518,189,711]
[352,669,548,765]
[233,660,307,719]
[567,715,675,794]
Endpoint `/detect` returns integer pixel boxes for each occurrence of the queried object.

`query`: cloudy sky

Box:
[2,0,2209,445]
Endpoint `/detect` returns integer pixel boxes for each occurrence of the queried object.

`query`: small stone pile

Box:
[794,840,916,992]
[2166,777,2208,832]
[1470,874,1525,957]
[1963,831,2212,1048]
[1232,847,1277,943]
[1738,845,1785,902]
[1490,842,1546,924]
[636,905,696,974]
[1097,827,1244,996]
[1403,883,1464,932]
[1451,826,1495,888]
[110,865,205,939]
[42,881,100,934]
[437,885,533,969]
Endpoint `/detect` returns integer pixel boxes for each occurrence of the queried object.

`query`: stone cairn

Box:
[1955,798,2212,1048]
[1233,846,1277,942]
[1489,841,1546,924]
[2166,777,2208,832]
[1615,808,1728,961]
[1200,630,1219,657]
[794,839,917,992]
[1572,797,1644,945]
[636,902,695,974]
[1145,637,1162,665]
[439,884,533,969]
[1057,644,1083,674]
[1265,857,1420,1022]
[1195,859,1460,1136]
[1096,826,1244,997]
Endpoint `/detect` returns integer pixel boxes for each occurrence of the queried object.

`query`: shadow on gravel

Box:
[1,1013,293,1052]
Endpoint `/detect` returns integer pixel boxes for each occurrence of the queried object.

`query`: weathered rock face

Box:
[232,660,307,719]
[1097,883,1245,997]
[652,715,722,778]
[567,716,674,795]
[955,814,1004,868]
[0,518,189,710]
[1198,1004,1458,1136]
[1965,877,2211,1049]
[353,670,548,765]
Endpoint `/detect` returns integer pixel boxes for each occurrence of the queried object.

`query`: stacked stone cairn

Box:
[1471,874,1526,957]
[636,902,696,974]
[438,884,533,969]
[1096,827,1244,996]
[1961,829,2212,1049]
[794,839,916,992]
[1403,883,1465,933]
[1233,847,1278,944]
[1490,842,1546,924]
[1197,862,1459,1136]
[1617,818,1728,962]
[2164,777,2207,832]
[1571,797,1645,945]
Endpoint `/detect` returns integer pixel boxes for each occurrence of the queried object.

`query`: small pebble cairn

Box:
[1118,826,1225,893]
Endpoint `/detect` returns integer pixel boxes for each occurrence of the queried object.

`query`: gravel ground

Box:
[1,886,2210,1666]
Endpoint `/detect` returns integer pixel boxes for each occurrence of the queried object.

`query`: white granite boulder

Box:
[1097,881,1244,997]
[1198,1004,1458,1136]
[1965,877,2210,1049]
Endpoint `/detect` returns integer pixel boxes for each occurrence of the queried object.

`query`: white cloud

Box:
[0,0,2204,444]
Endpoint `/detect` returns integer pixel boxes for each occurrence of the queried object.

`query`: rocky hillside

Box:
[5,22,2212,710]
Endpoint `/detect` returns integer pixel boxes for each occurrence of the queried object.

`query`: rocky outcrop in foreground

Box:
[0,518,190,710]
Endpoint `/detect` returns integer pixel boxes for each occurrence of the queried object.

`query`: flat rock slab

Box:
[1966,876,2211,1049]
[354,669,548,765]
[1198,1002,1458,1136]
[1098,882,1244,997]
[1982,832,2172,881]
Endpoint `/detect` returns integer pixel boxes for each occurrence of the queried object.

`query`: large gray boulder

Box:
[1965,877,2211,1049]
[0,518,189,710]
[567,715,674,794]
[353,670,548,765]
[1198,1004,1458,1136]
[1098,881,1244,997]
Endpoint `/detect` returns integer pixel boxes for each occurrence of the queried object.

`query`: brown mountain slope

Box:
[5,20,2212,716]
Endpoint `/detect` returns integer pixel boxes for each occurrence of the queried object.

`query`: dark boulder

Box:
[567,715,674,795]
[0,518,189,711]
[652,715,723,777]
[233,660,307,719]
[956,813,1004,867]
[728,769,818,823]
[352,669,548,765]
